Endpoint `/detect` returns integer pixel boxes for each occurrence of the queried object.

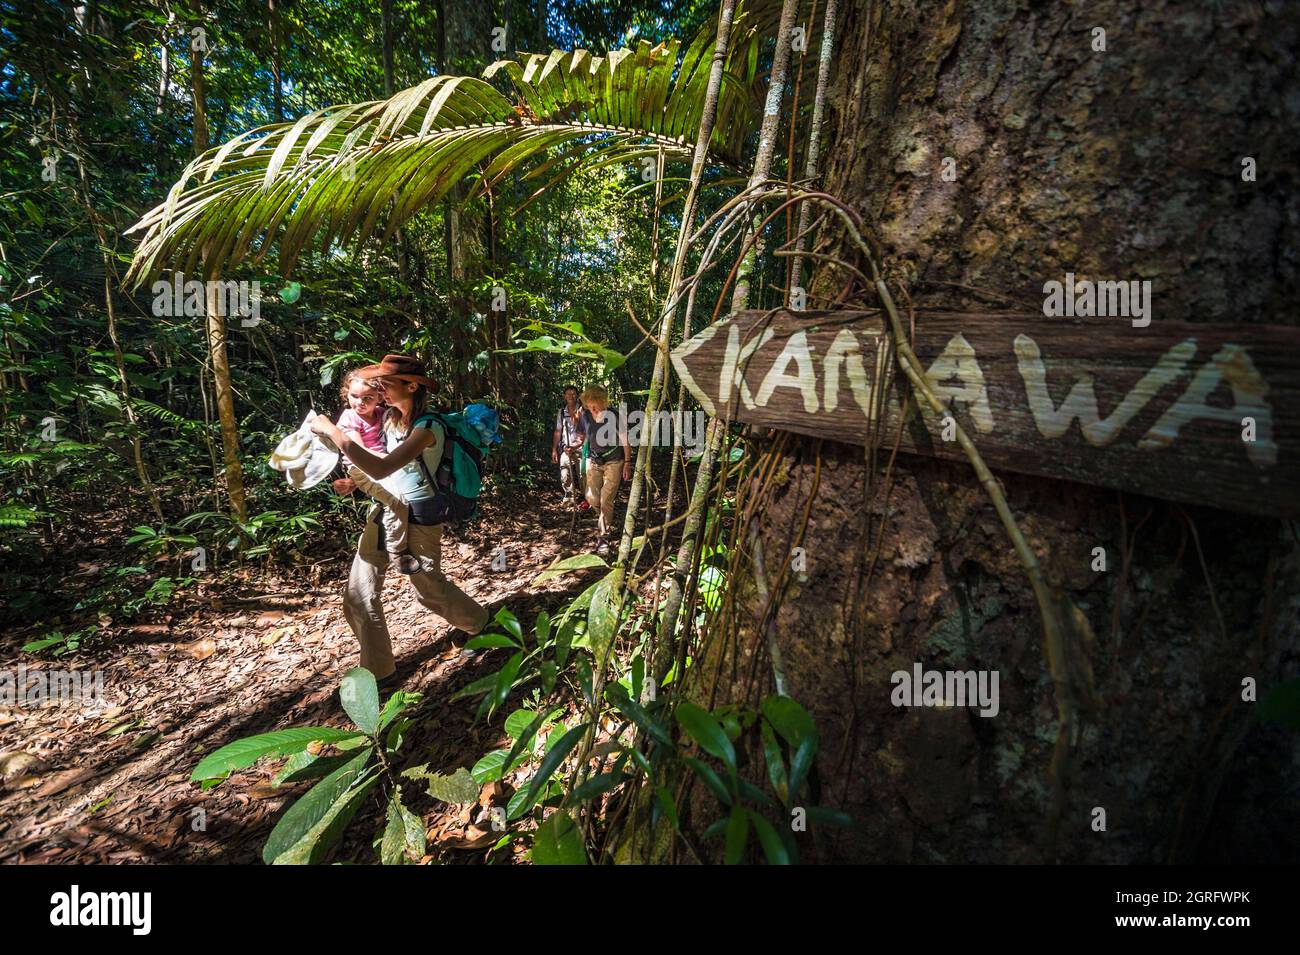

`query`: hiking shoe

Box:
[396,553,422,575]
[577,499,591,511]
[595,536,610,556]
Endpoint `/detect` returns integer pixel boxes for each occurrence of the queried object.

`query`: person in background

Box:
[551,384,586,504]
[579,385,632,555]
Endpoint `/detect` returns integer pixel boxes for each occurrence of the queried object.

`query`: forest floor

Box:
[0,488,611,864]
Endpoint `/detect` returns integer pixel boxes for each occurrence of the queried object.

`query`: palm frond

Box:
[124,4,787,288]
[132,398,209,435]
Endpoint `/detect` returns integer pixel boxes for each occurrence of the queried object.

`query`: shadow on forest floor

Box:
[0,492,609,864]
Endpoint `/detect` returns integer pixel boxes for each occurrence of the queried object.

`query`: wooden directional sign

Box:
[670,309,1300,518]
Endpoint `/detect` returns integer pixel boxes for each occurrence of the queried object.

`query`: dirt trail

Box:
[0,497,601,863]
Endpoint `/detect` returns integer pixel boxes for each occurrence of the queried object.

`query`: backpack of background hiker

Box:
[409,405,498,525]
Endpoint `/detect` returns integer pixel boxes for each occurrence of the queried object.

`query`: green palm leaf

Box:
[123,6,787,288]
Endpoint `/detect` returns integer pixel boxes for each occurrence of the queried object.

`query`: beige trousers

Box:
[343,504,489,678]
[585,458,624,537]
[347,464,409,555]
[559,449,581,498]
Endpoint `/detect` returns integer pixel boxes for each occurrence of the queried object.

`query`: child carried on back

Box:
[336,370,424,574]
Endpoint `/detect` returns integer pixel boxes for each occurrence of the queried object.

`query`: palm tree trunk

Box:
[204,273,248,521]
[191,30,246,521]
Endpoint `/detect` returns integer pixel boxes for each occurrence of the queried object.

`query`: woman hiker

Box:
[311,354,490,689]
[579,385,632,556]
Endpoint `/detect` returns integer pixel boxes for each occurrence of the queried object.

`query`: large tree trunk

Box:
[712,0,1300,863]
[204,276,248,523]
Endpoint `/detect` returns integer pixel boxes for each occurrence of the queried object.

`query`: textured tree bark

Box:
[204,276,248,523]
[711,0,1300,863]
[192,33,246,523]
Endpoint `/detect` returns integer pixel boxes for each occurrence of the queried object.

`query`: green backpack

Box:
[409,411,486,525]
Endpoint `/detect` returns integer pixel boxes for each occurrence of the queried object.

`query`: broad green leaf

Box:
[504,708,562,776]
[513,722,588,819]
[565,771,626,806]
[263,749,374,863]
[493,608,523,643]
[554,618,575,667]
[463,632,522,650]
[575,653,594,705]
[724,805,749,864]
[379,691,420,732]
[533,552,608,585]
[737,778,775,807]
[605,683,672,747]
[471,749,511,784]
[340,668,380,735]
[490,651,525,715]
[531,810,587,865]
[192,727,364,782]
[271,769,382,865]
[761,695,817,749]
[630,654,644,706]
[273,750,318,786]
[698,565,724,611]
[702,817,728,840]
[21,637,64,653]
[760,719,789,805]
[507,776,562,820]
[380,792,427,864]
[587,571,617,666]
[504,708,537,739]
[400,765,479,804]
[683,756,732,806]
[675,702,736,773]
[273,751,357,787]
[451,670,501,701]
[559,578,603,630]
[762,695,818,795]
[746,810,790,865]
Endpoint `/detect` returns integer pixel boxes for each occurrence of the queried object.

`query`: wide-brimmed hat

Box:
[356,353,437,389]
